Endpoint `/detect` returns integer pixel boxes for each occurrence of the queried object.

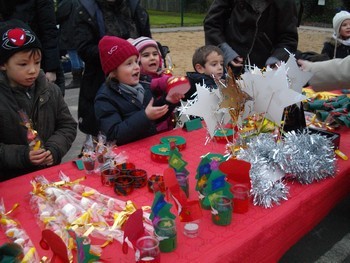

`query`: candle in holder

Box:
[81,155,96,174]
[135,236,160,263]
[211,196,232,226]
[147,175,166,194]
[175,172,189,198]
[114,176,134,196]
[129,169,148,188]
[100,167,120,186]
[232,184,249,214]
[154,218,177,253]
[183,220,200,238]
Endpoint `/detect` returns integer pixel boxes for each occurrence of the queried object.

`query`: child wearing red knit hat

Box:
[95,36,184,145]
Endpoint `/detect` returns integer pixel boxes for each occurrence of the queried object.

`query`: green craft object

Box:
[155,218,177,253]
[168,148,187,171]
[316,111,329,122]
[184,118,202,131]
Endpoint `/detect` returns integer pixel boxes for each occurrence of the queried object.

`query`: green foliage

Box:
[148,10,205,27]
[302,0,344,26]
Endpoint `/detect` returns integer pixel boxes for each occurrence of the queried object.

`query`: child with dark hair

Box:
[94,36,183,145]
[0,19,77,181]
[185,45,225,99]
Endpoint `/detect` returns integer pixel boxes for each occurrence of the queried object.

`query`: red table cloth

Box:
[1,127,350,263]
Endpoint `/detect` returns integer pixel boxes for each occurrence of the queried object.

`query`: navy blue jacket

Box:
[75,0,151,136]
[95,81,175,145]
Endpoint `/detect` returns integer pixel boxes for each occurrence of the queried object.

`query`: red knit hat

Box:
[98,36,139,75]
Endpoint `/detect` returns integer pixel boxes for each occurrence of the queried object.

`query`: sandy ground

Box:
[153,27,331,76]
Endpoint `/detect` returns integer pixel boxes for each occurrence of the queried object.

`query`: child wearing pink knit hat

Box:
[132,36,176,132]
[95,36,183,145]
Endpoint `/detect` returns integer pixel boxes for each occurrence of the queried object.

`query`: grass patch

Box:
[148,10,205,27]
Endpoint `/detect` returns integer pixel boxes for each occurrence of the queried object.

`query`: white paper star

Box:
[285,54,313,94]
[182,83,220,137]
[240,64,307,125]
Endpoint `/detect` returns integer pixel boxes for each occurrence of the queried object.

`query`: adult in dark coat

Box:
[204,0,299,72]
[0,0,66,95]
[75,0,151,137]
[56,0,84,89]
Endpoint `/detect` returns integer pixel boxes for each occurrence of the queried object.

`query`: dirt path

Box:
[153,27,331,76]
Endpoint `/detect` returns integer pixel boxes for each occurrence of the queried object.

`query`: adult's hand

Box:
[45,72,57,82]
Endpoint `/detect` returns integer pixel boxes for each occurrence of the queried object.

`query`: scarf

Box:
[332,33,350,46]
[119,83,145,104]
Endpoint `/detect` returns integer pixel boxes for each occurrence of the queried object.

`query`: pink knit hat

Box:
[132,36,162,66]
[98,36,139,75]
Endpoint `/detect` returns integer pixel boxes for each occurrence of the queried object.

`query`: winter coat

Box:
[321,37,350,59]
[75,0,151,136]
[95,80,176,145]
[0,0,61,73]
[204,0,298,68]
[56,0,81,51]
[0,71,77,181]
[301,55,350,91]
[185,72,218,100]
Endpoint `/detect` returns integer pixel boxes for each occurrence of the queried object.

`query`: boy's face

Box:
[340,19,350,39]
[139,46,160,74]
[0,50,41,88]
[111,55,140,86]
[195,51,224,80]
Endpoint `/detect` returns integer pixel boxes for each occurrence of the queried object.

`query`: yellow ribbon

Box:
[111,201,151,230]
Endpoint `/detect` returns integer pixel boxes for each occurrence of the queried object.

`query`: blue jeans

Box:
[67,49,84,71]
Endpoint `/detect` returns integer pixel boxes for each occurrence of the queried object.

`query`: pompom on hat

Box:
[0,19,42,65]
[98,36,139,75]
[333,10,350,37]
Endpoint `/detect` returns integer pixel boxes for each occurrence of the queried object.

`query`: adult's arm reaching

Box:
[298,56,350,91]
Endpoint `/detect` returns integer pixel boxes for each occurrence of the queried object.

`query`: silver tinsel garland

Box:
[237,130,337,208]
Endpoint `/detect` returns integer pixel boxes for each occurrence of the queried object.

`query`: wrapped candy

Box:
[18,109,43,150]
[30,173,154,261]
[0,199,39,262]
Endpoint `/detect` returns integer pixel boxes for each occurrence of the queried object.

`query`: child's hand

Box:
[29,148,50,166]
[145,98,169,120]
[166,92,184,104]
[42,150,54,166]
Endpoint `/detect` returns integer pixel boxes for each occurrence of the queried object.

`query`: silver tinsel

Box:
[279,130,337,184]
[237,131,337,208]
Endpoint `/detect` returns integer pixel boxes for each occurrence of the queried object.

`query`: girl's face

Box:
[196,51,224,80]
[339,19,350,39]
[139,46,160,74]
[0,50,41,87]
[111,55,140,86]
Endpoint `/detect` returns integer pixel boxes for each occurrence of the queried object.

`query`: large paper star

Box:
[240,64,307,125]
[218,68,252,124]
[285,54,313,94]
[182,83,220,137]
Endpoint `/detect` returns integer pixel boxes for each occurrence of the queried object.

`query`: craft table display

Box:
[1,127,350,262]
